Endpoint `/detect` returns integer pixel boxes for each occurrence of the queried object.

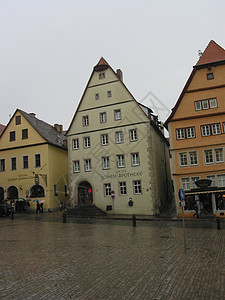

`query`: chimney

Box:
[116,69,123,82]
[54,124,63,133]
[29,113,36,117]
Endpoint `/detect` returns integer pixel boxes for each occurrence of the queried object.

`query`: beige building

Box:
[0,109,68,211]
[67,58,172,215]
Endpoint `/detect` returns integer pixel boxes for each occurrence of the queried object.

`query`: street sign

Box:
[179,189,185,201]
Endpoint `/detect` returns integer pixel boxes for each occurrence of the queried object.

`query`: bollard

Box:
[63,212,67,223]
[132,215,136,227]
[216,217,221,230]
[11,209,14,220]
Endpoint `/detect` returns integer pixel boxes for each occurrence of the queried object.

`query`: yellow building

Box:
[165,40,225,218]
[67,58,172,216]
[0,109,68,211]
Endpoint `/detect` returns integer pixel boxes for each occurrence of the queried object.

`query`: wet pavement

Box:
[0,212,224,300]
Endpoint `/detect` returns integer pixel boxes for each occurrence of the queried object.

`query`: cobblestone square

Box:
[0,213,224,300]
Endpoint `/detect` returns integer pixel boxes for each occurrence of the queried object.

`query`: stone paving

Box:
[0,212,224,300]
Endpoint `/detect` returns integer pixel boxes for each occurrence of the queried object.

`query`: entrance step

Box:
[67,204,107,218]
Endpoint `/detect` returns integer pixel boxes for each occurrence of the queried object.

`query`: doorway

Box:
[199,194,213,214]
[78,181,93,205]
[7,186,18,200]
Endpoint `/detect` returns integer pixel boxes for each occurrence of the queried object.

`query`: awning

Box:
[185,188,225,195]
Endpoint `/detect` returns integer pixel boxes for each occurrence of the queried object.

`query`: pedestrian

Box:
[60,201,63,211]
[193,202,199,218]
[27,200,30,211]
[36,202,40,214]
[40,202,44,213]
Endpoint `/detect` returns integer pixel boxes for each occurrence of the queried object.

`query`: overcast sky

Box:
[1,0,225,130]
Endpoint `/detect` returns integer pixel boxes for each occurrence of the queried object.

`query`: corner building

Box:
[67,58,172,215]
[165,40,225,218]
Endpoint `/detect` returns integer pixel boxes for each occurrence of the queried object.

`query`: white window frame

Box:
[204,149,213,164]
[83,137,90,148]
[195,101,202,111]
[181,178,190,190]
[202,99,209,110]
[131,153,140,166]
[73,161,80,173]
[117,155,125,168]
[82,116,89,127]
[101,134,108,146]
[189,151,198,166]
[191,177,200,188]
[72,139,79,150]
[215,148,224,163]
[176,128,185,139]
[84,159,91,172]
[201,125,211,136]
[130,129,137,141]
[102,157,110,170]
[104,183,111,196]
[100,112,107,123]
[206,175,216,187]
[114,109,121,120]
[119,182,127,195]
[179,152,188,167]
[211,124,221,135]
[218,175,225,187]
[116,131,123,143]
[186,127,195,139]
[133,180,142,194]
[209,98,217,108]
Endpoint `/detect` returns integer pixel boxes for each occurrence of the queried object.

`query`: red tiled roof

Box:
[97,57,108,66]
[196,40,225,66]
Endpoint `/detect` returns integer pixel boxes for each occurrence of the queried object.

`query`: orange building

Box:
[165,40,225,218]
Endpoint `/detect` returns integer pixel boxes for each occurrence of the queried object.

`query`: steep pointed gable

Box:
[196,40,225,66]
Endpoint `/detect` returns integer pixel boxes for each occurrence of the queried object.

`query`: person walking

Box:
[193,202,199,218]
[36,202,40,214]
[40,202,44,213]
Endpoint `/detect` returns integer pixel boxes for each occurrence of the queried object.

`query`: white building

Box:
[67,57,172,215]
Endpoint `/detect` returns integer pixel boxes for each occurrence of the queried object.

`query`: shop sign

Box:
[195,179,211,188]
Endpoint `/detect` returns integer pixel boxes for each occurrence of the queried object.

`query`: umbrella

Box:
[33,199,39,203]
[40,200,45,203]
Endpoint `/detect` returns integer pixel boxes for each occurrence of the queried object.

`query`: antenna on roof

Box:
[198,50,203,57]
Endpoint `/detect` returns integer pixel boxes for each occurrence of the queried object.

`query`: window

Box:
[83,137,90,148]
[101,134,108,146]
[84,159,91,171]
[215,148,223,163]
[218,175,225,187]
[119,182,127,195]
[100,112,107,123]
[204,150,213,164]
[117,155,125,168]
[73,161,80,173]
[189,151,198,166]
[95,93,99,100]
[202,100,209,110]
[0,159,5,172]
[186,127,195,138]
[35,154,41,168]
[23,155,29,169]
[104,183,111,196]
[209,98,217,108]
[10,131,15,141]
[99,72,105,80]
[107,90,112,98]
[207,73,214,80]
[102,157,109,169]
[116,131,123,143]
[206,175,216,187]
[82,116,89,126]
[191,177,200,188]
[130,129,137,141]
[176,128,185,139]
[114,109,121,120]
[211,124,221,135]
[16,116,21,125]
[22,129,28,139]
[131,153,140,166]
[54,184,58,196]
[201,125,210,136]
[72,139,79,150]
[11,157,16,170]
[64,185,68,196]
[195,101,202,111]
[181,178,190,190]
[179,152,188,167]
[134,180,142,194]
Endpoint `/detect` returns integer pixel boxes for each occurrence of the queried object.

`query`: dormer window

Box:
[207,73,214,80]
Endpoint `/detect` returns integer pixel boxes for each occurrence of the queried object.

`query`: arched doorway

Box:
[7,186,18,200]
[0,187,4,200]
[78,181,93,205]
[30,185,45,198]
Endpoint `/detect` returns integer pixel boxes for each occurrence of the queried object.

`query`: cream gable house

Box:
[67,58,172,215]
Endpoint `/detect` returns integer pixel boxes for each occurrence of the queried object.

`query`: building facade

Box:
[165,40,225,218]
[0,109,68,211]
[67,58,172,215]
